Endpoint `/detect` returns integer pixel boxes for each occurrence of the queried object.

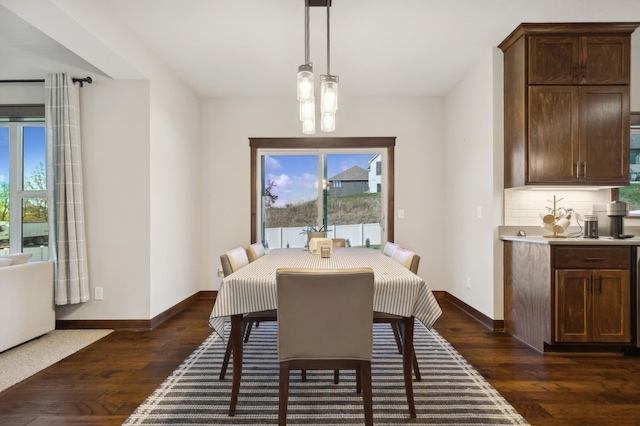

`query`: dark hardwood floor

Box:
[1,296,639,425]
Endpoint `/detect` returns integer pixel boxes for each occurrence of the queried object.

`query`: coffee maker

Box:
[592,201,629,238]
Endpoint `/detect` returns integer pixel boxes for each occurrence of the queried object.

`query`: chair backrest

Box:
[391,248,420,274]
[332,238,346,248]
[220,247,250,277]
[382,241,399,257]
[276,268,374,362]
[246,242,266,262]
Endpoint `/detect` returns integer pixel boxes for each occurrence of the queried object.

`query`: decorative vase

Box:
[307,231,326,246]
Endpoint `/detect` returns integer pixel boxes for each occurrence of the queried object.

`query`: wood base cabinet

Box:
[555,269,630,343]
[504,241,632,352]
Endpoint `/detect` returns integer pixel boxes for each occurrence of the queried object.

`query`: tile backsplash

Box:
[504,188,611,226]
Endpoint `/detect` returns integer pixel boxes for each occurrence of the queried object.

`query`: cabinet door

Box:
[528,86,579,183]
[579,86,630,184]
[555,270,589,343]
[580,36,631,84]
[529,36,579,84]
[591,270,630,343]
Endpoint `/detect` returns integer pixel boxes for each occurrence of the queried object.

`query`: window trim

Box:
[0,105,48,253]
[613,111,640,212]
[249,137,396,244]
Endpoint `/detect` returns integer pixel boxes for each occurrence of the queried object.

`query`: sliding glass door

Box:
[258,150,385,249]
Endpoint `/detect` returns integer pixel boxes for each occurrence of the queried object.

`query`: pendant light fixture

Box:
[297,0,338,134]
[297,2,315,134]
[320,0,338,132]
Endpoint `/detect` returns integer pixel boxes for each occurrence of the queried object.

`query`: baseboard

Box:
[56,289,505,333]
[440,291,504,332]
[56,291,218,331]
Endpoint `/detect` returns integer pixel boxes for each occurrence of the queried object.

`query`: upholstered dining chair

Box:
[218,247,277,380]
[245,242,266,262]
[332,238,346,248]
[375,247,422,380]
[382,241,399,257]
[276,268,375,426]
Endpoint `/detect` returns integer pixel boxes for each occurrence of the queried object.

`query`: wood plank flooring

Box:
[0,296,639,425]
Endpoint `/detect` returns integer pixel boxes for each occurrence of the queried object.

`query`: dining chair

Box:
[375,247,422,380]
[276,268,375,426]
[218,247,277,380]
[245,242,266,262]
[382,241,399,257]
[332,238,346,248]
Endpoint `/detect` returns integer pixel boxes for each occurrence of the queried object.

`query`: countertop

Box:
[499,226,640,245]
[500,235,640,245]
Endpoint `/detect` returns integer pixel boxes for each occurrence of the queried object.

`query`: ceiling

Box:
[1,0,640,98]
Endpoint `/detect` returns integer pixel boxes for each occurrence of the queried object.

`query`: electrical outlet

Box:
[94,287,104,300]
[466,277,471,289]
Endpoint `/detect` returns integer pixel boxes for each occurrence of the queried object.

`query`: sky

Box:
[264,153,375,207]
[0,125,46,187]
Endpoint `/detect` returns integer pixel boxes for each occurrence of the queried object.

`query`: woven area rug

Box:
[0,329,114,393]
[124,322,528,425]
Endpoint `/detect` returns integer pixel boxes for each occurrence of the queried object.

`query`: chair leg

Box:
[391,323,403,353]
[279,362,290,426]
[334,369,339,384]
[394,323,422,381]
[412,348,421,381]
[361,361,373,426]
[301,370,307,382]
[355,368,362,394]
[244,321,254,343]
[219,338,232,380]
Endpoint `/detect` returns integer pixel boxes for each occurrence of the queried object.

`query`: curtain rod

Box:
[0,76,93,87]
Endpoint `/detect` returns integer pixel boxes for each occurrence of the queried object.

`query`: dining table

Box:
[208,247,443,418]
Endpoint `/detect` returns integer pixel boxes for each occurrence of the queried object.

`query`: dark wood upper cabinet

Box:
[529,35,630,85]
[499,23,639,188]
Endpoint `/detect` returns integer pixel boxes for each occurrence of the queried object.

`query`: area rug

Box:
[124,322,528,425]
[0,329,113,393]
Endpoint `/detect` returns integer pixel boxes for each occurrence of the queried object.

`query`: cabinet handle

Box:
[599,276,602,294]
[584,257,605,262]
[583,162,587,178]
[576,161,580,178]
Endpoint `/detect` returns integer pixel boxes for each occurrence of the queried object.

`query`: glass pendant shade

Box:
[320,75,338,113]
[297,64,314,101]
[321,111,335,133]
[302,115,316,134]
[299,97,315,121]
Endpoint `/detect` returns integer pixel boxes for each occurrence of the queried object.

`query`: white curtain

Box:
[45,73,90,305]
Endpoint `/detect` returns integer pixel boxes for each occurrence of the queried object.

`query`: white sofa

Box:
[0,260,55,352]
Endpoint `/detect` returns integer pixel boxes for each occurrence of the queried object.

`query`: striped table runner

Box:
[208,248,442,338]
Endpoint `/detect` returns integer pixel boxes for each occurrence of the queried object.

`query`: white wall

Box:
[57,78,152,320]
[1,2,201,321]
[199,95,448,292]
[443,49,501,319]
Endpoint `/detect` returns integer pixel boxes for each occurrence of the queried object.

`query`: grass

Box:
[265,192,381,228]
[618,183,640,211]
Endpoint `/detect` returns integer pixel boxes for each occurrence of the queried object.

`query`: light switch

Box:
[476,207,482,219]
[398,209,405,219]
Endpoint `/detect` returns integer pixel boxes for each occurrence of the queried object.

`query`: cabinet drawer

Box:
[554,246,630,269]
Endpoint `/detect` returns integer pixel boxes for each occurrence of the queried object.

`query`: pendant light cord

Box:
[305,5,310,65]
[326,1,331,75]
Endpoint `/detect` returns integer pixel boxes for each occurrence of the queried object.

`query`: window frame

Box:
[249,137,395,244]
[0,104,48,254]
[613,111,640,213]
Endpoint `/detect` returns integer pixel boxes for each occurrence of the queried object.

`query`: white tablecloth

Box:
[208,248,442,338]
